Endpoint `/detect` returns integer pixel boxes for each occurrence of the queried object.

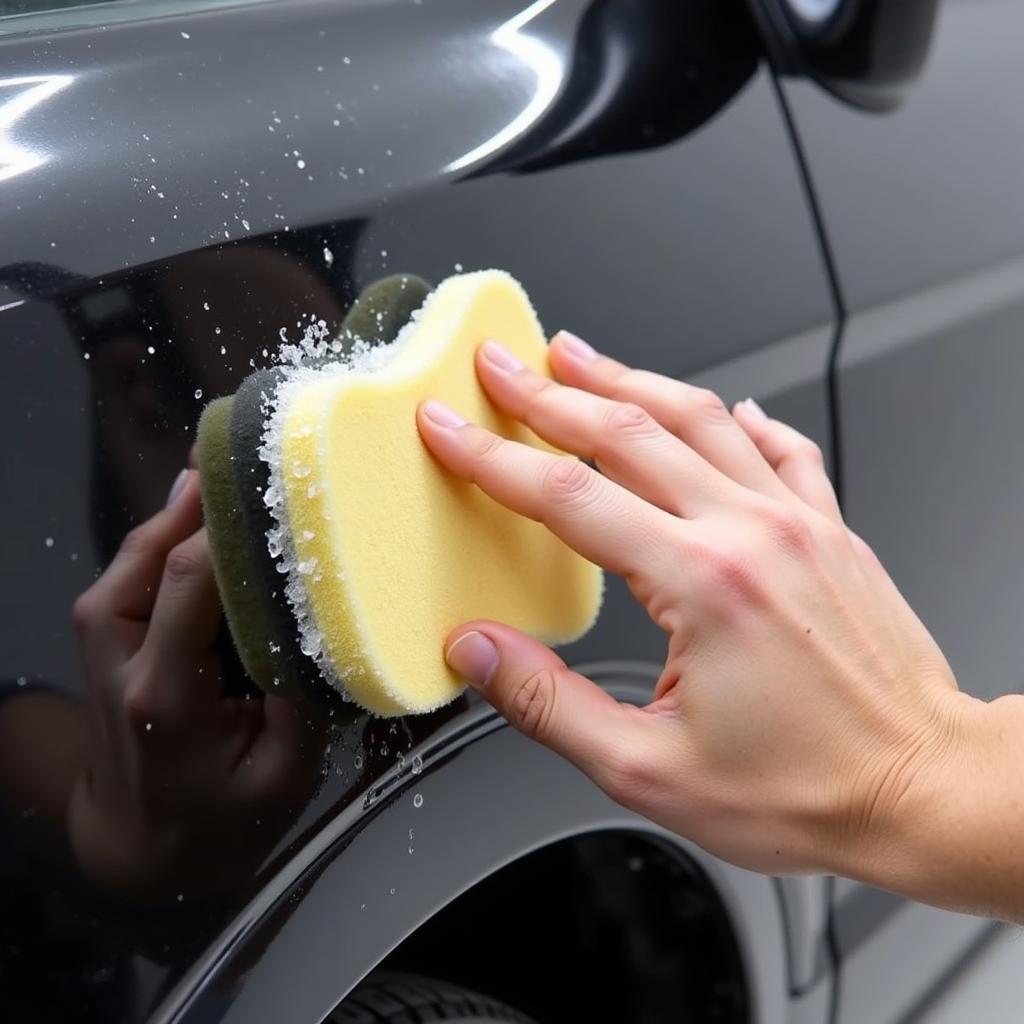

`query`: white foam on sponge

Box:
[258,301,424,698]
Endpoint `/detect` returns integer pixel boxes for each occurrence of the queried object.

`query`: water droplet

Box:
[145,722,152,732]
[296,159,306,170]
[194,388,203,399]
[413,793,423,809]
[323,246,334,267]
[16,676,27,688]
[454,262,464,272]
[176,893,184,902]
[354,754,363,769]
[389,887,396,896]
[44,537,54,548]
[180,31,190,39]
[411,754,423,775]
[147,345,155,354]
[203,301,210,311]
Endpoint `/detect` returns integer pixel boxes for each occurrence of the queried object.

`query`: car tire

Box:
[328,971,537,1023]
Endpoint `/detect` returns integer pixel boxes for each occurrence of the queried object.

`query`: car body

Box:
[1,0,1022,1021]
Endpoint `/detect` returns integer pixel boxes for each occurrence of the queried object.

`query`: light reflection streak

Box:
[445,0,563,173]
[0,74,74,184]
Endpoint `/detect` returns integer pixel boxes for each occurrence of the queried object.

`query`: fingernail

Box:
[445,630,498,689]
[557,331,598,362]
[166,468,189,507]
[744,397,768,421]
[422,400,466,429]
[480,339,523,373]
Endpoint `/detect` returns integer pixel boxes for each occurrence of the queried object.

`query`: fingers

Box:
[475,341,734,517]
[548,332,795,502]
[142,527,223,670]
[417,400,675,578]
[73,469,202,630]
[444,621,659,797]
[731,399,842,521]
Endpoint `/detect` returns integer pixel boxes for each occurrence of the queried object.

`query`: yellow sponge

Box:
[269,270,603,716]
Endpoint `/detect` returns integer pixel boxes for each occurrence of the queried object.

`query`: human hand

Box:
[68,470,324,902]
[416,333,978,884]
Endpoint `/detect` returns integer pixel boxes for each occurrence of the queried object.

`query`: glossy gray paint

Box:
[781,0,1024,1018]
[155,673,791,1024]
[0,1,838,1020]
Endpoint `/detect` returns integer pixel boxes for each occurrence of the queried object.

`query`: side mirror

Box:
[753,0,939,110]
[468,0,760,177]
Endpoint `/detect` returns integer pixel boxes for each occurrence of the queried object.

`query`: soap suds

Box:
[258,297,425,698]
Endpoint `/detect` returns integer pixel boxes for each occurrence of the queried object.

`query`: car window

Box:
[1,0,130,16]
[0,0,272,35]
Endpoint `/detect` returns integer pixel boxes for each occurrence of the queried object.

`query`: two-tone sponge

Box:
[200,270,604,717]
[198,275,431,709]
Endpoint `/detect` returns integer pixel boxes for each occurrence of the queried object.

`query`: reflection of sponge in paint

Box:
[198,275,431,703]
[266,270,604,716]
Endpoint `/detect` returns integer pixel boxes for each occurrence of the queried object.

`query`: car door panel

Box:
[779,0,1024,1018]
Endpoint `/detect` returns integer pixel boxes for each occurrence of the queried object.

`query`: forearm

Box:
[835,691,1024,923]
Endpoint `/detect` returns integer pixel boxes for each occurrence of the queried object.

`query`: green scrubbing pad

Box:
[196,396,302,694]
[338,273,433,349]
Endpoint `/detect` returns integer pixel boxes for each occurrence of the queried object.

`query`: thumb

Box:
[444,620,645,788]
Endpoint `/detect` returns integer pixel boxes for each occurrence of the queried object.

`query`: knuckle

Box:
[703,543,763,607]
[72,591,99,633]
[797,438,825,466]
[122,674,160,728]
[524,375,559,414]
[539,457,593,505]
[508,669,558,742]
[690,386,731,424]
[603,400,656,437]
[163,543,203,587]
[815,516,850,553]
[469,429,505,467]
[849,528,884,570]
[760,502,814,555]
[119,523,153,557]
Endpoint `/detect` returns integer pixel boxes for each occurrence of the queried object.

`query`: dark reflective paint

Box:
[159,675,784,1024]
[0,1,834,1020]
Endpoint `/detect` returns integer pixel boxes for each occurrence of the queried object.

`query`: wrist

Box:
[830,688,995,912]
